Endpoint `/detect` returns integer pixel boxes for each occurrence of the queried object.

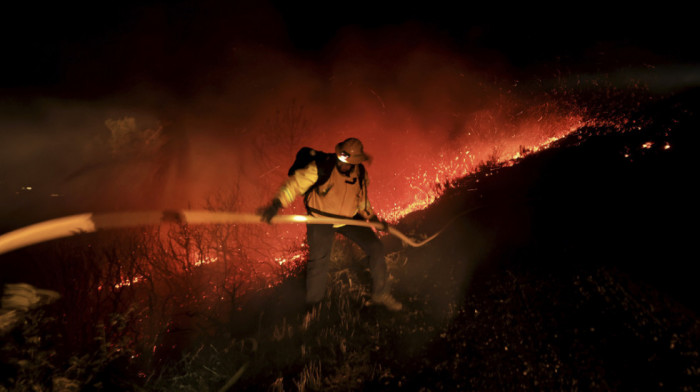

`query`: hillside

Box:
[2,87,699,391]
[184,87,700,390]
[383,86,700,390]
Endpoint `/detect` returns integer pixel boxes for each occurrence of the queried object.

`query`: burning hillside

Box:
[2,85,699,390]
[2,2,699,389]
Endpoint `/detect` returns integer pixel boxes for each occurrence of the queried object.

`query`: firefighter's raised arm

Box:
[258,161,319,223]
[276,161,319,207]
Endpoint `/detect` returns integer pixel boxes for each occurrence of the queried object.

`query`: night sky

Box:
[3,2,697,97]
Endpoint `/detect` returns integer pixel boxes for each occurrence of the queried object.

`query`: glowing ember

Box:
[194,256,218,267]
[275,253,303,265]
[376,117,585,222]
[113,275,144,289]
[642,142,654,149]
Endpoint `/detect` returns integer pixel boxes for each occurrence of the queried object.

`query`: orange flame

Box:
[375,115,584,222]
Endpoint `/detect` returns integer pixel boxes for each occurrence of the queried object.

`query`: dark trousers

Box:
[305,223,387,304]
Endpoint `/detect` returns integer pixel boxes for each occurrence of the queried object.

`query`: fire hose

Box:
[0,210,450,256]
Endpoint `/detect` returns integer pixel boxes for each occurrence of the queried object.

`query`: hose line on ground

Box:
[0,210,454,256]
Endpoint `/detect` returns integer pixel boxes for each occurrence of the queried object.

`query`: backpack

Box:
[288,147,366,196]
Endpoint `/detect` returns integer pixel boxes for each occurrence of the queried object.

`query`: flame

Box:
[275,253,303,265]
[109,275,144,289]
[375,116,585,222]
[194,256,218,266]
[98,109,586,295]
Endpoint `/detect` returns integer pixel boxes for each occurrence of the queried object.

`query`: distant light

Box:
[642,142,653,149]
[21,186,32,191]
[664,143,671,150]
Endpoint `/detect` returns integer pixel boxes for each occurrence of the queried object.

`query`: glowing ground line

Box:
[0,211,441,256]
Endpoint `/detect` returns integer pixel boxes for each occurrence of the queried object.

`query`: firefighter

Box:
[259,138,402,311]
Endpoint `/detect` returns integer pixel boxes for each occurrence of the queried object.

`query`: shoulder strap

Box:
[314,152,336,187]
[312,158,366,191]
[357,163,366,189]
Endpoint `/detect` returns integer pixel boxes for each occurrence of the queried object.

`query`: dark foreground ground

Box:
[2,87,700,391]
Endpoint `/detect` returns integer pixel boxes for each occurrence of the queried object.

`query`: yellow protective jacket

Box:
[275,161,375,219]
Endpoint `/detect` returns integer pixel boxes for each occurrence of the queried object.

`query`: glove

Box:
[258,198,282,224]
[369,215,389,232]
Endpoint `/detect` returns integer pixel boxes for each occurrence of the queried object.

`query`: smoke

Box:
[21,3,695,227]
[0,11,587,226]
